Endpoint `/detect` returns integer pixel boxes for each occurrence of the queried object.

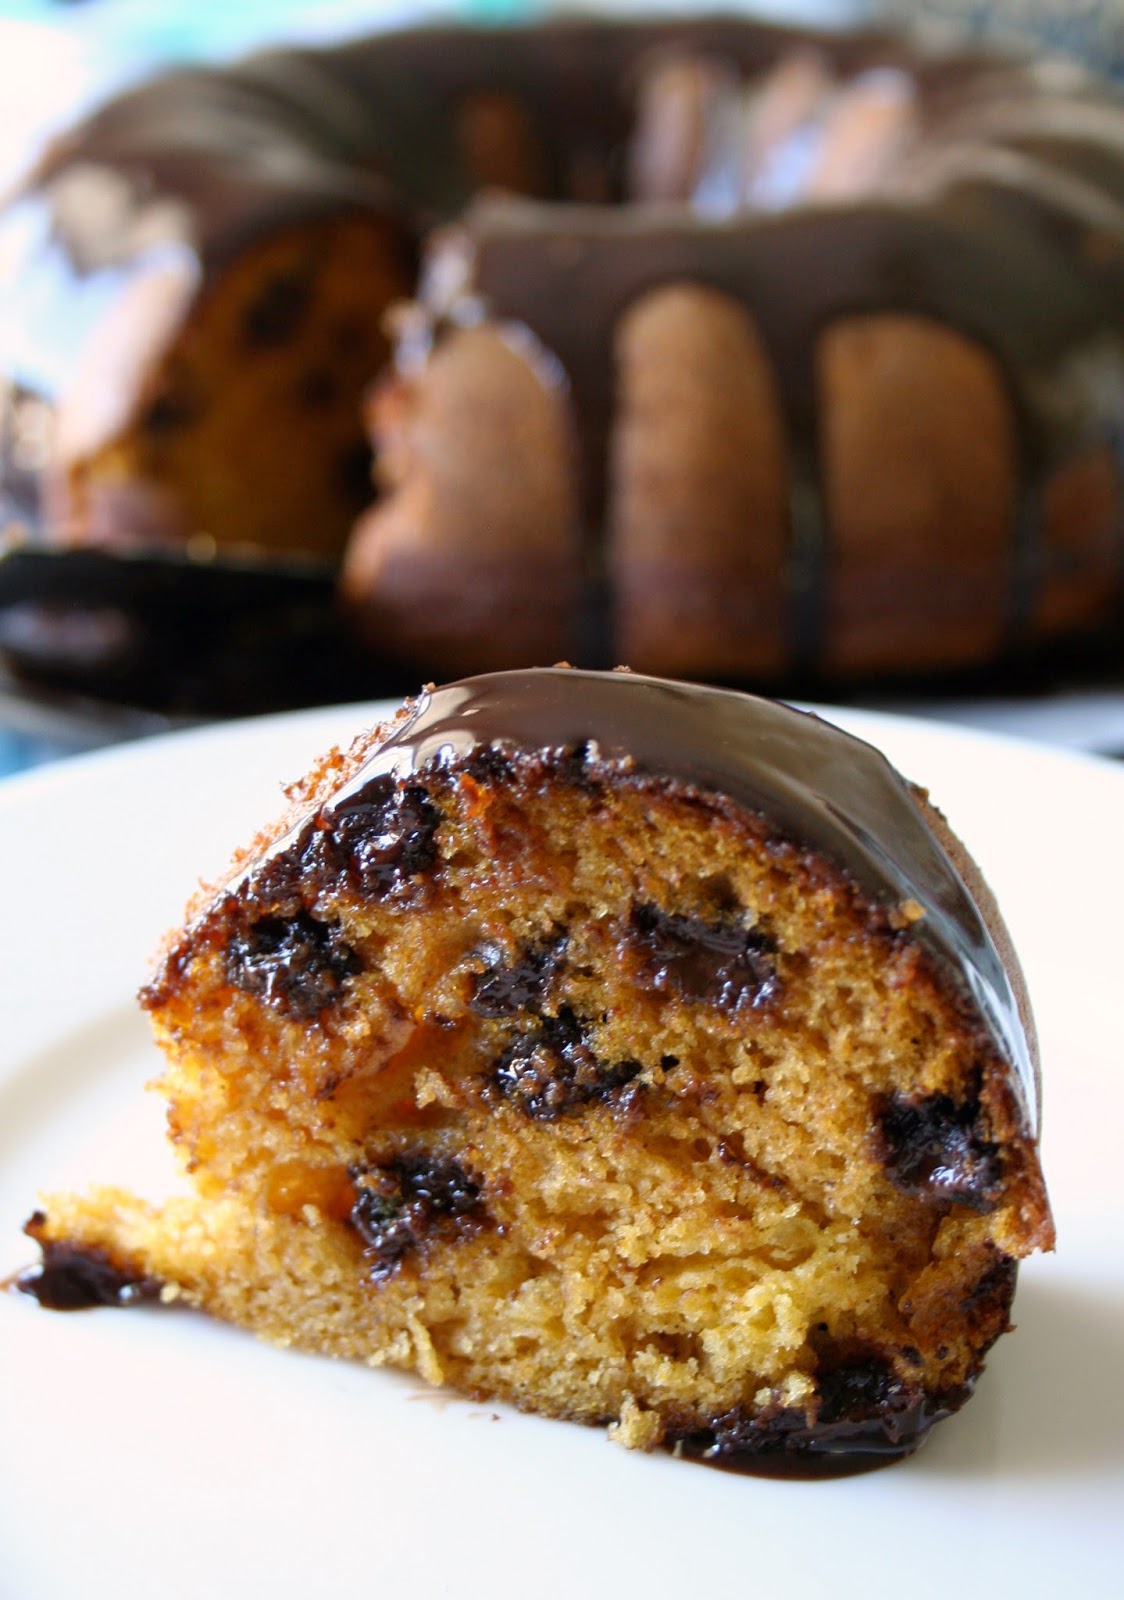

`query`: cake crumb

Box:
[407,1310,446,1387]
[890,897,926,928]
[610,1395,665,1451]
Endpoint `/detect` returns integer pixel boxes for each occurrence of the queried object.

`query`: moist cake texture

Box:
[19,670,1053,1470]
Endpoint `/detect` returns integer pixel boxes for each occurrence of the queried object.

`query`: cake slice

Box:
[19,668,1053,1471]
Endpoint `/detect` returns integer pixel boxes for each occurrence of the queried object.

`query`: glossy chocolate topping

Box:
[4,15,1123,691]
[323,669,1037,1132]
[3,17,1118,414]
[455,180,1123,661]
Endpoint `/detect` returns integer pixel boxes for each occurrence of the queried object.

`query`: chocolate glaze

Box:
[668,1388,957,1476]
[459,189,1124,666]
[0,21,897,398]
[3,17,1124,691]
[315,668,1038,1135]
[1,20,1118,442]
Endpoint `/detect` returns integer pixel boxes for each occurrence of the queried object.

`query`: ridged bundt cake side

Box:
[19,670,1053,1472]
[341,320,580,675]
[350,95,1124,682]
[3,18,1124,687]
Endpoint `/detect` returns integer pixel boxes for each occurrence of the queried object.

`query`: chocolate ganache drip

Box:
[314,668,1037,1134]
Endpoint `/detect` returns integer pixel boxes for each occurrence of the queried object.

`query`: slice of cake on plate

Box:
[19,668,1053,1472]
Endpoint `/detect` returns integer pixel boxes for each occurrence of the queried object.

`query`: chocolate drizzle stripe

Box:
[467,193,1118,482]
[5,15,1122,691]
[320,669,1036,1133]
[7,21,1122,422]
[1005,472,1046,647]
[783,430,830,678]
[1113,424,1124,601]
[994,354,1048,652]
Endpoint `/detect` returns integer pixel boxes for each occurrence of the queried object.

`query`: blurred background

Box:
[3,0,1124,771]
[4,1,1123,194]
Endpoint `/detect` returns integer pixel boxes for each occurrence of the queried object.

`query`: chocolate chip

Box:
[337,440,374,502]
[553,741,598,789]
[141,387,200,435]
[330,315,373,356]
[628,903,778,1012]
[957,1252,1018,1354]
[228,783,440,932]
[487,1007,641,1120]
[960,1253,1017,1318]
[667,1339,932,1473]
[679,1404,812,1461]
[816,1353,904,1425]
[225,910,360,1018]
[876,1092,1003,1208]
[461,745,517,786]
[393,1153,482,1216]
[298,367,339,410]
[243,271,313,346]
[349,1153,484,1279]
[318,778,442,898]
[214,782,439,1012]
[670,1385,933,1471]
[469,934,567,1019]
[16,1230,161,1312]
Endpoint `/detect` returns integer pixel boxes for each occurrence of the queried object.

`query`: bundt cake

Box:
[2,17,1124,688]
[17,668,1054,1472]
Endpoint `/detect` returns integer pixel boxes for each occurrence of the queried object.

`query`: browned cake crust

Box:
[19,670,1053,1473]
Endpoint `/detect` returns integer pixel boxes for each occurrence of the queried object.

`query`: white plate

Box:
[1,701,1122,1600]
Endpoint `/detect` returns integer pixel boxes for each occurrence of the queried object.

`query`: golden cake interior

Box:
[50,213,414,558]
[32,743,1051,1454]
